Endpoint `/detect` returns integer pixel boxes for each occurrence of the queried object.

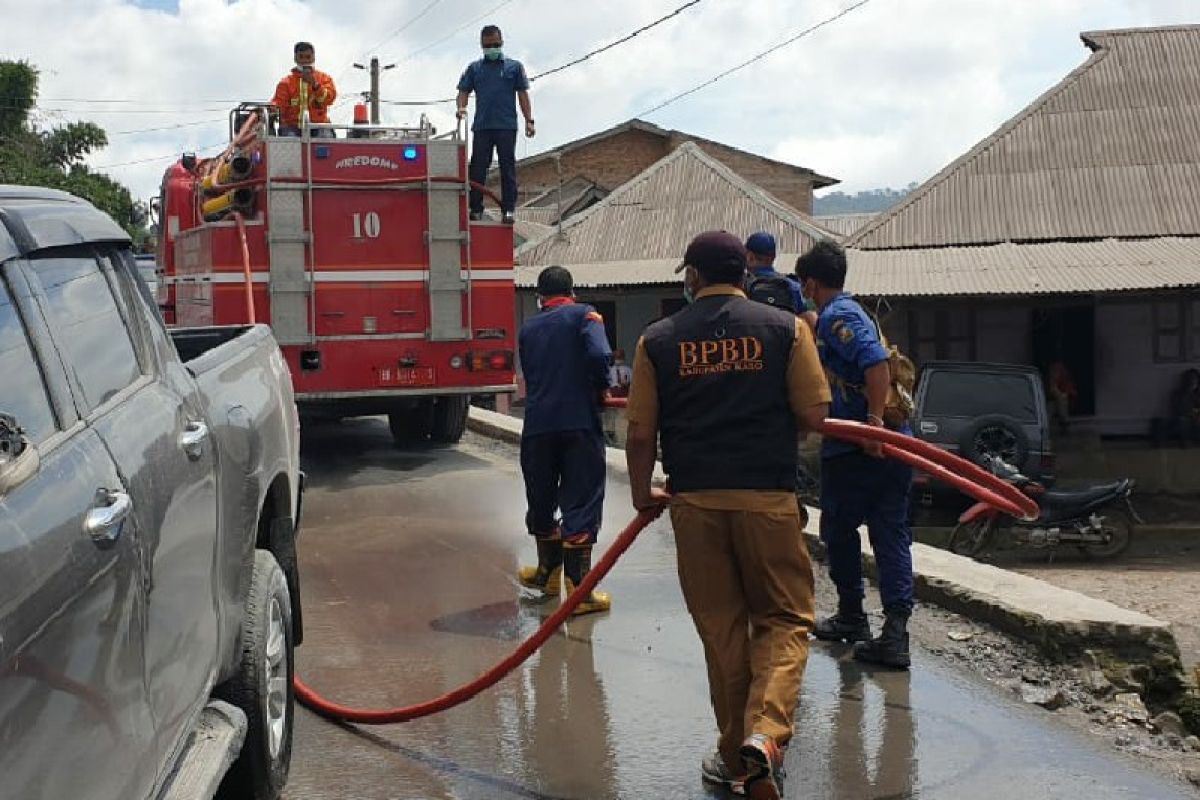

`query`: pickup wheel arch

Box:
[256,475,303,646]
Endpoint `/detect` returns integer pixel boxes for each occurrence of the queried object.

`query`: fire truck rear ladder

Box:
[426,138,470,342]
[264,136,313,346]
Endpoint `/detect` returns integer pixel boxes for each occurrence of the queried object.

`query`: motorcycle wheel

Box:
[1080,509,1134,558]
[947,518,994,558]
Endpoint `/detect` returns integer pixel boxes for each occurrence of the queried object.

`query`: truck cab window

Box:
[31,256,142,412]
[0,276,57,443]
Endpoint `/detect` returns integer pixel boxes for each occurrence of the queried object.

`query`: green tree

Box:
[0,60,147,241]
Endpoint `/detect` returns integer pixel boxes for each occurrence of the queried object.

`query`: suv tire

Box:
[216,550,294,800]
[958,415,1030,469]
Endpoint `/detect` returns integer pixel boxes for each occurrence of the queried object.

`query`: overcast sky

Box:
[1,0,1195,204]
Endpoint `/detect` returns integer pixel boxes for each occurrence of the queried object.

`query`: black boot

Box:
[518,537,563,597]
[813,599,871,643]
[562,545,611,616]
[853,606,911,669]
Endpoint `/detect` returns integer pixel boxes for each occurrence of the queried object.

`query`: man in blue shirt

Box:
[456,24,535,224]
[517,266,614,615]
[744,232,803,313]
[795,240,915,669]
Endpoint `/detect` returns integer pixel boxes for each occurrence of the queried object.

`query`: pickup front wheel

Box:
[217,550,294,800]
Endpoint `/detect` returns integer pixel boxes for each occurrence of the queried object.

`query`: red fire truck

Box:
[156,105,516,444]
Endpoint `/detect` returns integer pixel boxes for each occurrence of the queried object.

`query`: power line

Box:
[638,0,876,118]
[530,0,703,82]
[394,0,518,65]
[37,97,244,106]
[382,0,706,108]
[92,140,226,170]
[110,118,227,136]
[362,0,444,59]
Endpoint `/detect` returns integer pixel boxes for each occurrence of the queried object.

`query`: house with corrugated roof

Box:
[493,118,838,216]
[847,25,1200,437]
[514,141,837,359]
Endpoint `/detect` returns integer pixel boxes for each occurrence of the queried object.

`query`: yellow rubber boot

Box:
[518,537,563,597]
[563,544,611,616]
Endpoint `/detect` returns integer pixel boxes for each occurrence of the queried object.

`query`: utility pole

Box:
[352,57,396,124]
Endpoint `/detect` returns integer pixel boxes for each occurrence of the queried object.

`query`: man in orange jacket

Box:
[272,41,337,137]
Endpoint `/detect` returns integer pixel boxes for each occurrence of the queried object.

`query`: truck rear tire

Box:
[431,395,469,443]
[388,401,434,446]
[216,550,294,800]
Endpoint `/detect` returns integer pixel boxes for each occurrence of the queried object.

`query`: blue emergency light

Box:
[403,146,420,161]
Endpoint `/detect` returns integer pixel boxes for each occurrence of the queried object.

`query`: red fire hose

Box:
[294,409,1038,725]
[231,211,256,324]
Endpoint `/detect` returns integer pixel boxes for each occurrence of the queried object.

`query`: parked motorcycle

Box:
[947,454,1139,558]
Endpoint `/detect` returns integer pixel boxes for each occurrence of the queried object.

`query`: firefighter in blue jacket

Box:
[517,266,614,614]
[795,240,915,669]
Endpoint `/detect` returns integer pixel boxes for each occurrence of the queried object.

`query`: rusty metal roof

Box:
[850,26,1200,250]
[516,237,1200,296]
[517,142,837,266]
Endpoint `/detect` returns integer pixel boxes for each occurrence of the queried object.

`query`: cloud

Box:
[1,0,1196,201]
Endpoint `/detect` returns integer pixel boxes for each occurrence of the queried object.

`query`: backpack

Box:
[829,303,916,428]
[746,274,800,313]
[865,307,916,428]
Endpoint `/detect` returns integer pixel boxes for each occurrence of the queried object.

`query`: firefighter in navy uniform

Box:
[795,240,915,669]
[625,232,830,799]
[517,267,614,615]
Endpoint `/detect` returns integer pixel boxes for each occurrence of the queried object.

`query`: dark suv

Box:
[912,362,1055,506]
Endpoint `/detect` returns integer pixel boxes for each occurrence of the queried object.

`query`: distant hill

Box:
[813,184,916,215]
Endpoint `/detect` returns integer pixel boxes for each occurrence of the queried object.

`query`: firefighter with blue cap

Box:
[795,240,915,670]
[516,266,614,615]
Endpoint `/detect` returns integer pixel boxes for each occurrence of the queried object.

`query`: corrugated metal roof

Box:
[851,237,1200,296]
[517,142,838,266]
[813,213,879,238]
[850,26,1200,250]
[517,238,1200,296]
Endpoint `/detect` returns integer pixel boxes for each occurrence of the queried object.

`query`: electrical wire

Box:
[362,0,444,60]
[394,0,518,65]
[382,0,706,107]
[92,140,226,170]
[638,0,875,118]
[110,118,226,136]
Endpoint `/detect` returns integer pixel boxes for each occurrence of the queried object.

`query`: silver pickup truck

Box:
[0,186,302,800]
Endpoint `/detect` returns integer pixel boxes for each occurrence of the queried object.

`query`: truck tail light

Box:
[469,350,513,372]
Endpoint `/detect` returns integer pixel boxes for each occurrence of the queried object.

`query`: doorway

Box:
[1032,304,1095,416]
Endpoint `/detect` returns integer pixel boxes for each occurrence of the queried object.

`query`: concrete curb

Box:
[467,407,1181,667]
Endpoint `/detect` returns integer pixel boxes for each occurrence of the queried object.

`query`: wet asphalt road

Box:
[286,419,1193,800]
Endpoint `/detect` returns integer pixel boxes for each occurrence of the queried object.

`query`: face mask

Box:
[683,286,695,304]
[483,47,503,60]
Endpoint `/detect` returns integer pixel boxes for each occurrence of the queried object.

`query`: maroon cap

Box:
[675,230,748,275]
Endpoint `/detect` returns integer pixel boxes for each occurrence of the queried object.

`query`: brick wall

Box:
[488,127,819,213]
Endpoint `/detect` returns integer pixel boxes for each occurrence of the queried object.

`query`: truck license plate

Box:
[381,367,435,386]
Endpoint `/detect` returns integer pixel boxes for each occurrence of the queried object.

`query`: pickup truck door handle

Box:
[180,420,209,460]
[85,490,132,547]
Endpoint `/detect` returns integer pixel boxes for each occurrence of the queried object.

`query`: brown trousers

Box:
[671,501,815,769]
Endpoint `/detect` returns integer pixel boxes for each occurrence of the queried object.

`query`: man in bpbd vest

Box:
[796,240,915,670]
[517,267,613,615]
[625,231,830,800]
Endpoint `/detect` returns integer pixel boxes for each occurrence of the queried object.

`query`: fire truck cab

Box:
[157,105,515,444]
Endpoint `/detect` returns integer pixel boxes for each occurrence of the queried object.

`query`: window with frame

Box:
[31,255,143,412]
[0,275,58,443]
[907,306,976,364]
[1153,300,1184,363]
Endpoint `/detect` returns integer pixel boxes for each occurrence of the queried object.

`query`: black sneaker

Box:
[501,211,516,224]
[468,210,483,221]
[813,612,872,643]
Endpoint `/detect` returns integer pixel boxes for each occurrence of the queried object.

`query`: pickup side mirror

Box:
[0,414,40,497]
